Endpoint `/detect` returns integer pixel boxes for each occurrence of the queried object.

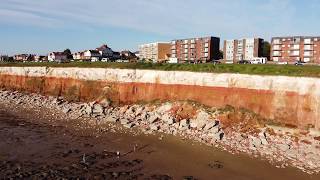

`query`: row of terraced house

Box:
[138,36,320,64]
[1,44,138,63]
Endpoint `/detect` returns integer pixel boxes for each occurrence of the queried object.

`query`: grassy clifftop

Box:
[1,62,320,78]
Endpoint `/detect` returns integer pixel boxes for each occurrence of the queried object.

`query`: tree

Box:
[63,49,73,59]
[262,41,271,60]
[217,50,224,60]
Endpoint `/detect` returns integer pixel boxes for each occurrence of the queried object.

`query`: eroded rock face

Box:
[0,67,319,129]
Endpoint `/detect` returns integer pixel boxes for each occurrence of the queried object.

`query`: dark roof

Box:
[96,44,110,51]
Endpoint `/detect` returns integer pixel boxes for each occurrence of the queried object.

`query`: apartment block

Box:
[171,36,220,63]
[224,38,263,63]
[138,42,171,62]
[271,36,320,64]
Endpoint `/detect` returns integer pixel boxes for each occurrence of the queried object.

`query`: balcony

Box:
[272,39,281,45]
[290,53,300,57]
[304,39,313,45]
[272,52,281,57]
[273,45,281,50]
[304,52,313,57]
[304,45,313,51]
[290,45,300,50]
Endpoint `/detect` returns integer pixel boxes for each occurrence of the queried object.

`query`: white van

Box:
[250,57,267,64]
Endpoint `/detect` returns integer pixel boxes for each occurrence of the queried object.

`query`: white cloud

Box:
[0,0,318,41]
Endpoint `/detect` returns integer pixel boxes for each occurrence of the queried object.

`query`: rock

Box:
[148,114,159,123]
[278,144,290,152]
[211,131,224,141]
[203,122,216,131]
[99,99,111,107]
[62,107,71,114]
[190,121,198,129]
[179,126,189,131]
[150,125,160,131]
[180,119,189,127]
[251,136,262,148]
[156,103,172,114]
[84,104,92,115]
[105,116,118,123]
[123,123,135,129]
[120,118,130,125]
[209,126,220,134]
[162,114,175,125]
[92,104,104,115]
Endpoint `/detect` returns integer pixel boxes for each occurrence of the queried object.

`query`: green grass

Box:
[1,61,320,77]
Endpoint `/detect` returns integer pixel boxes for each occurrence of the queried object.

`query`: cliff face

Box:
[0,67,319,129]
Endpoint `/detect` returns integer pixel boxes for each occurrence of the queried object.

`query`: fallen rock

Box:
[92,104,104,115]
[120,118,130,125]
[278,144,290,152]
[150,125,160,131]
[250,136,262,148]
[180,119,189,127]
[123,123,135,129]
[62,107,71,114]
[148,114,159,123]
[105,116,118,123]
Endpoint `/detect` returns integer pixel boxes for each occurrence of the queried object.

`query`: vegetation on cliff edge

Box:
[0,62,320,78]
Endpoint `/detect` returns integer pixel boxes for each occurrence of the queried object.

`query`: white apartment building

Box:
[138,42,171,62]
[224,38,264,63]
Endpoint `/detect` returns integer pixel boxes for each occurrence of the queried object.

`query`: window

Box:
[293,44,300,49]
[273,39,280,44]
[303,58,310,62]
[304,38,312,44]
[291,50,299,56]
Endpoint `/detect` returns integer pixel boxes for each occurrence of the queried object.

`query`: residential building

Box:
[138,42,171,62]
[48,52,68,62]
[73,52,84,60]
[224,38,264,63]
[96,44,114,58]
[271,36,320,64]
[83,50,101,61]
[120,50,137,60]
[112,52,121,60]
[14,54,34,62]
[134,51,140,58]
[171,36,220,63]
[0,55,9,61]
[34,55,47,62]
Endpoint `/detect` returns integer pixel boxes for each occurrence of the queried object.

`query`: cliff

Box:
[0,66,319,129]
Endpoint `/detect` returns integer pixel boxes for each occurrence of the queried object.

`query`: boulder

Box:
[92,104,104,115]
[162,114,175,125]
[62,107,71,114]
[148,114,159,123]
[278,144,290,152]
[150,125,160,131]
[123,123,135,129]
[203,122,216,131]
[210,131,224,141]
[190,121,198,129]
[84,104,93,115]
[180,119,189,127]
[209,126,220,134]
[99,99,111,108]
[120,118,130,125]
[106,116,118,123]
[250,136,262,148]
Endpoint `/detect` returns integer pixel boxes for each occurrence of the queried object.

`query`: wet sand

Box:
[0,104,319,179]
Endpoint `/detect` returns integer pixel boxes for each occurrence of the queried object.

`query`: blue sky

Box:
[1,0,320,55]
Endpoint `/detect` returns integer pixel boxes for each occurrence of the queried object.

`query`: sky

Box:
[1,0,320,55]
